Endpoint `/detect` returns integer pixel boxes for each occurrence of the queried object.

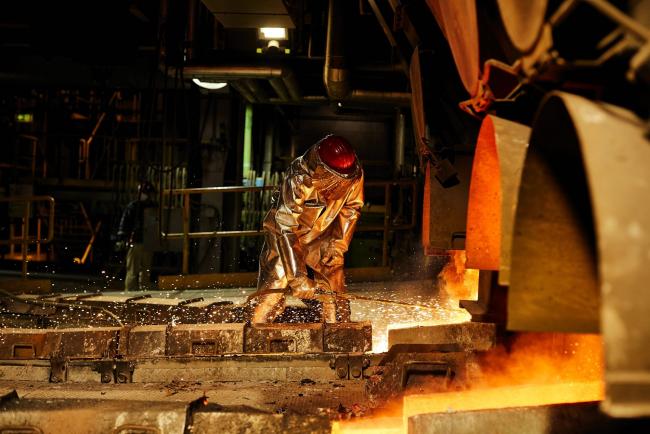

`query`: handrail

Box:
[0,196,56,245]
[0,195,56,278]
[160,180,418,273]
[163,185,276,195]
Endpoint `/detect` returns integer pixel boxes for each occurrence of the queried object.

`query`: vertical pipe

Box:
[242,104,253,181]
[42,104,48,178]
[263,120,274,182]
[394,110,406,176]
[182,192,190,274]
[290,134,298,159]
[186,0,197,62]
[36,218,41,259]
[31,139,37,177]
[22,201,31,278]
[9,224,14,257]
[324,0,350,100]
[382,184,391,267]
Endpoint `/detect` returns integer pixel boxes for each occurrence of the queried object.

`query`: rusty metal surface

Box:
[323,322,372,353]
[465,115,530,275]
[407,402,650,434]
[0,379,369,432]
[0,329,47,359]
[367,347,469,404]
[0,351,379,384]
[493,119,530,285]
[508,91,650,416]
[0,398,188,434]
[536,93,650,417]
[422,155,473,251]
[191,409,330,434]
[496,0,548,54]
[508,93,600,334]
[122,325,167,358]
[245,324,324,354]
[425,0,479,95]
[0,320,372,361]
[42,327,121,359]
[388,322,496,352]
[167,324,245,356]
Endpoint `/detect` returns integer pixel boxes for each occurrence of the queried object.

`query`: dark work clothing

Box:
[125,243,152,290]
[117,199,155,244]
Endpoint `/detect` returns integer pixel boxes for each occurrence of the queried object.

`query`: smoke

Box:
[476,332,604,388]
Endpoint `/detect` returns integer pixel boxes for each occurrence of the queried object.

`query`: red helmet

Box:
[317,135,357,175]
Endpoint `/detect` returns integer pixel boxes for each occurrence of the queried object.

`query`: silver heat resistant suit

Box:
[250,142,364,323]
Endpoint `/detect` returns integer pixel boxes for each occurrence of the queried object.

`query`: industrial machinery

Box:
[1,0,650,433]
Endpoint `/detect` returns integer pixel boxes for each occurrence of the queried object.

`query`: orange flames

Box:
[335,251,603,433]
[333,332,604,434]
[373,251,477,352]
[438,250,479,301]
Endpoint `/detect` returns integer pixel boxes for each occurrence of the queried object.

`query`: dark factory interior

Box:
[1,0,650,433]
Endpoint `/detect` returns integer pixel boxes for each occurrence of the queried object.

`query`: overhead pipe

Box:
[349,89,411,106]
[394,110,406,175]
[184,65,284,80]
[322,0,410,106]
[323,0,351,100]
[185,0,198,62]
[185,65,300,102]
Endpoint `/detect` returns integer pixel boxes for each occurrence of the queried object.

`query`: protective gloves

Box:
[320,241,345,266]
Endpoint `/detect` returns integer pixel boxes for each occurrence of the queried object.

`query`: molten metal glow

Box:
[439,250,479,301]
[370,251,478,352]
[403,381,603,418]
[333,333,603,434]
[331,417,403,434]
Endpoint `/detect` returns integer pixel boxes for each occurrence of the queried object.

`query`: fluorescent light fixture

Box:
[259,27,287,40]
[192,78,228,90]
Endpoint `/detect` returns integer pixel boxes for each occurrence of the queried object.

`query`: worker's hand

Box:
[114,240,126,252]
[320,243,344,266]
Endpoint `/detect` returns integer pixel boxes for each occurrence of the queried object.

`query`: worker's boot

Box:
[250,293,286,323]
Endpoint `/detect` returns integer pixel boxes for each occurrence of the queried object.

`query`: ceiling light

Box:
[259,27,287,40]
[192,78,228,90]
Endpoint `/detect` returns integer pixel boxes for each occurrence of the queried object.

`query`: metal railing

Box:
[0,196,56,278]
[162,180,417,274]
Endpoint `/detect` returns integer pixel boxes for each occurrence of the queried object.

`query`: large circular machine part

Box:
[507,92,650,417]
[496,0,548,54]
[426,0,479,95]
[465,116,529,273]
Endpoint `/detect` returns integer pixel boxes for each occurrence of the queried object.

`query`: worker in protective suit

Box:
[248,134,364,323]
